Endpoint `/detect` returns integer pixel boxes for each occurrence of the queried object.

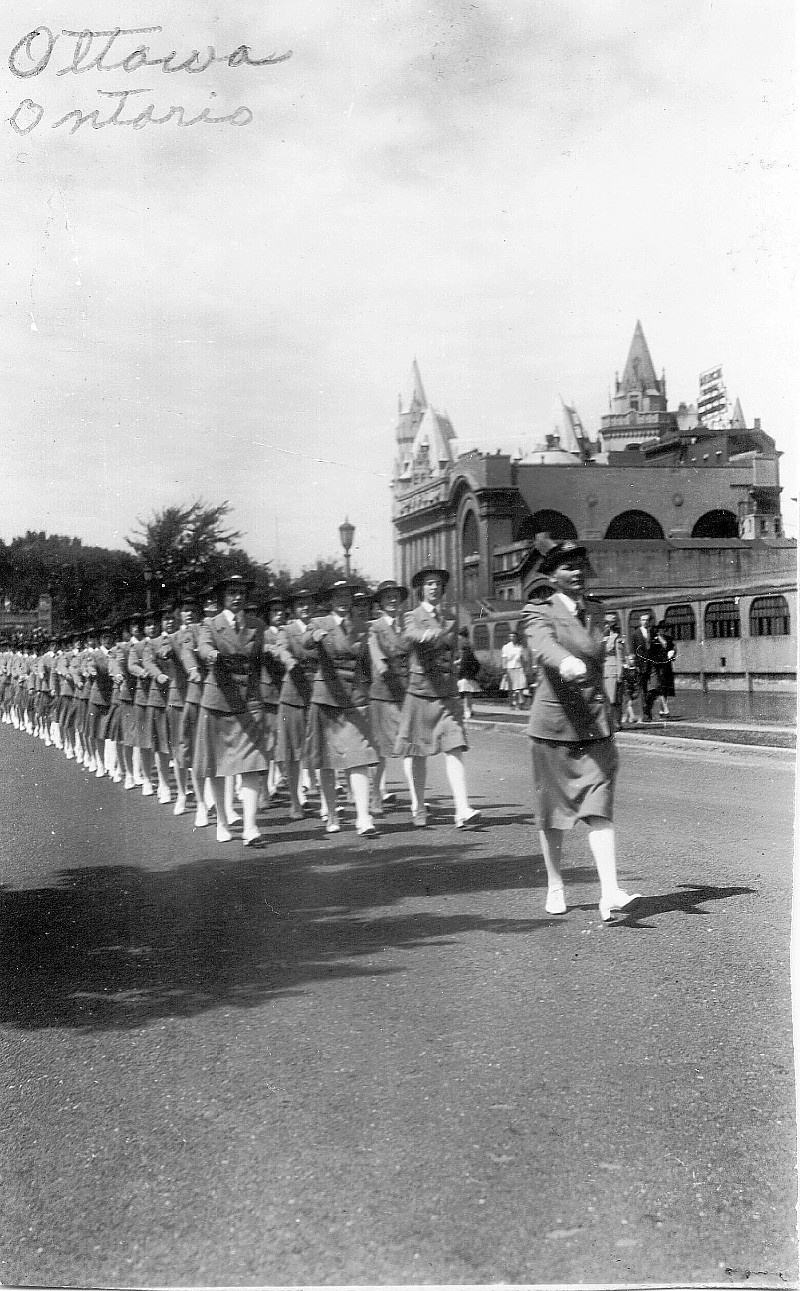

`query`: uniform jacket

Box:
[261,626,286,704]
[403,602,459,699]
[144,633,183,708]
[127,637,152,706]
[175,624,204,706]
[276,620,317,708]
[308,614,371,709]
[197,612,265,713]
[57,651,77,699]
[110,642,134,703]
[368,615,410,703]
[87,648,114,708]
[525,594,612,743]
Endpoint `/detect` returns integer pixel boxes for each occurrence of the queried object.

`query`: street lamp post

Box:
[144,568,152,612]
[339,517,355,578]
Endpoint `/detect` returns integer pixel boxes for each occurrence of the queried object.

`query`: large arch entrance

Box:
[691,509,738,538]
[604,510,665,540]
[516,509,578,542]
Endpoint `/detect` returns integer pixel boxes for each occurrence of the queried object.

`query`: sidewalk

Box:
[467,700,796,749]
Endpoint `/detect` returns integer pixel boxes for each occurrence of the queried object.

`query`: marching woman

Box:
[395,566,480,829]
[368,579,411,813]
[195,574,269,846]
[260,595,287,802]
[143,606,179,804]
[525,538,641,922]
[305,578,380,836]
[127,612,157,794]
[275,586,317,819]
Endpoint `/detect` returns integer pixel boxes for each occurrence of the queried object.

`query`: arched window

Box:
[517,510,578,542]
[472,624,490,651]
[462,511,479,558]
[663,604,696,642]
[705,600,740,639]
[749,595,790,637]
[605,511,665,540]
[493,621,511,650]
[691,509,739,538]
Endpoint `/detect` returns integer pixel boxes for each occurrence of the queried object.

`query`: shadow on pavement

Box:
[572,882,757,927]
[0,839,559,1033]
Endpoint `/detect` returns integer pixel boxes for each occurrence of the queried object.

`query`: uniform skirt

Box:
[263,701,280,758]
[457,678,481,695]
[145,705,171,754]
[132,702,151,748]
[305,703,378,772]
[193,705,269,779]
[177,701,199,768]
[277,702,308,763]
[104,700,123,742]
[86,702,111,741]
[369,698,404,759]
[395,692,468,758]
[530,735,618,831]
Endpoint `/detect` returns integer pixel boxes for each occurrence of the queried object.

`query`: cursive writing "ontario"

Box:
[9,25,293,78]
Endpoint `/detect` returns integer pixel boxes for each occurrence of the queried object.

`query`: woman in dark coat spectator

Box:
[456,628,481,720]
[644,622,677,719]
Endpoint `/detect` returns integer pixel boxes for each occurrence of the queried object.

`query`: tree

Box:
[125,500,271,602]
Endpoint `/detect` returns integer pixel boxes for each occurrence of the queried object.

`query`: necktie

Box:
[235,611,245,632]
[576,602,587,627]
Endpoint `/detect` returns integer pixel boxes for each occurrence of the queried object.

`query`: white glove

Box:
[559,655,587,682]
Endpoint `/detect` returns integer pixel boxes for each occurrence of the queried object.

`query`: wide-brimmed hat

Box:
[373,578,409,605]
[410,566,451,592]
[323,576,366,600]
[534,536,591,576]
[214,573,250,593]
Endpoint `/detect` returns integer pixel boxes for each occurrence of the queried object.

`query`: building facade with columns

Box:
[392,324,792,609]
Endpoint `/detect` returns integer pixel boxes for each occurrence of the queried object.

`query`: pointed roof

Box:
[555,396,582,455]
[730,397,746,429]
[411,359,427,409]
[620,320,659,393]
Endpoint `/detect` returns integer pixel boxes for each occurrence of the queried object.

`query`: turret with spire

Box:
[394,361,457,487]
[599,320,673,451]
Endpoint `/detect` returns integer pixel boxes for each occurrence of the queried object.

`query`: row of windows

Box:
[632,597,791,641]
[471,596,792,653]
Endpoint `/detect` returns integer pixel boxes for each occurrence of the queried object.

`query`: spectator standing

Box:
[602,611,625,730]
[645,621,677,720]
[456,628,481,719]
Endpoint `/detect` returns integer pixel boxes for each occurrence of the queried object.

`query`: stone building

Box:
[392,324,792,608]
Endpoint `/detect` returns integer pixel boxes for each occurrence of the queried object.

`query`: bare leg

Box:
[155,752,172,800]
[139,747,155,795]
[319,768,338,830]
[404,755,427,821]
[286,759,302,817]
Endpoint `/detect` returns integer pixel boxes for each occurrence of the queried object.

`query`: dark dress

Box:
[646,636,676,700]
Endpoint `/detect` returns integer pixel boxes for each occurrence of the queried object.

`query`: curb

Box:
[467,718,795,759]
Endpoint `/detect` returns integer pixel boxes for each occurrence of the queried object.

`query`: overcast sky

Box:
[0,0,795,577]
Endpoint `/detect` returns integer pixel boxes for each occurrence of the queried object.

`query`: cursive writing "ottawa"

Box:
[9,25,293,78]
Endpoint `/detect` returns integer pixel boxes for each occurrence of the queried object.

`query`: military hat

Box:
[177,592,199,608]
[373,578,409,605]
[323,577,367,602]
[214,572,250,593]
[534,536,591,576]
[410,565,451,592]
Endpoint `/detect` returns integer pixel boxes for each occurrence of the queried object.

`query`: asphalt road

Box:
[0,724,795,1287]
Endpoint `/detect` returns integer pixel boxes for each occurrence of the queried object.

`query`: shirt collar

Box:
[222,608,236,626]
[556,591,580,616]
